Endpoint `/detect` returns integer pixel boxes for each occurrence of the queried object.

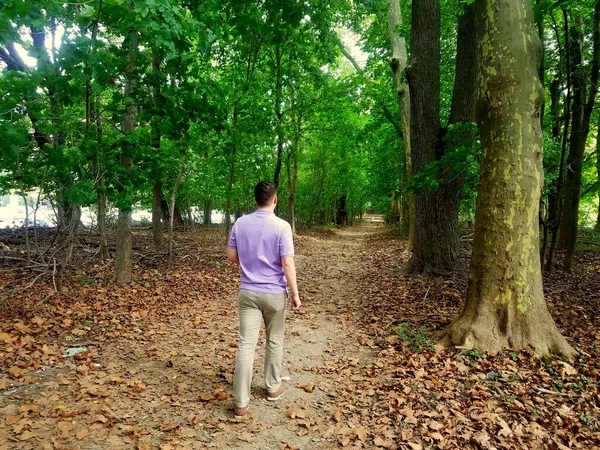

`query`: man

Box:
[227,181,301,418]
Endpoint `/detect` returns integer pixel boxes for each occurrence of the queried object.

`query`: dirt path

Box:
[0,220,384,450]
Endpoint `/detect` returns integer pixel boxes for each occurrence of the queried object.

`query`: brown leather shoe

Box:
[234,405,249,418]
[267,384,285,401]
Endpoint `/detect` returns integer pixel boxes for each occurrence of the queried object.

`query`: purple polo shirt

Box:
[228,210,294,294]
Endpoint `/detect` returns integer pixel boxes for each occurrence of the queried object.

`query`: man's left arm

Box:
[227,247,239,264]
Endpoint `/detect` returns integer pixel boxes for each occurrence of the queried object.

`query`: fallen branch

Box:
[534,387,570,397]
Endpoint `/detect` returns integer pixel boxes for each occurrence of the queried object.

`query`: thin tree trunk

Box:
[559,6,600,272]
[203,200,212,226]
[388,0,414,250]
[224,41,261,239]
[546,10,572,272]
[273,45,284,188]
[536,0,546,127]
[443,0,575,358]
[225,103,238,240]
[545,9,572,272]
[152,182,164,248]
[115,18,138,285]
[57,205,81,292]
[168,155,187,268]
[287,74,301,234]
[151,52,164,249]
[20,192,31,264]
[98,190,109,261]
[596,122,600,230]
[33,185,44,263]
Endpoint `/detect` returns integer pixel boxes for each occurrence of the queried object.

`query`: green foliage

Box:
[394,322,434,353]
[0,0,597,238]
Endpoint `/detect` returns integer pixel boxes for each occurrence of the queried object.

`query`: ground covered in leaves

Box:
[0,222,599,449]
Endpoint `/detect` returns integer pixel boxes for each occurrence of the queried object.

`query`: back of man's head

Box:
[254,181,277,207]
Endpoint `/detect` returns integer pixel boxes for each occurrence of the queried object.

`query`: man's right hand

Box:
[290,293,301,310]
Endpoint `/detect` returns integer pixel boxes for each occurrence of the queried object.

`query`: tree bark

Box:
[388,0,414,249]
[536,0,546,128]
[225,103,238,240]
[115,20,138,286]
[596,122,600,230]
[545,10,571,272]
[152,181,164,248]
[559,6,600,272]
[151,52,165,249]
[273,44,284,189]
[405,0,477,274]
[405,0,445,273]
[57,204,81,292]
[442,0,575,358]
[203,199,212,226]
[287,79,301,234]
[168,155,187,268]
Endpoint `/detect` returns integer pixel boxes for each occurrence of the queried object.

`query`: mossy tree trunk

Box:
[442,0,575,357]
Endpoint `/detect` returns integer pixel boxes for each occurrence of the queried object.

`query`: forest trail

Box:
[0,219,388,450]
[3,218,599,450]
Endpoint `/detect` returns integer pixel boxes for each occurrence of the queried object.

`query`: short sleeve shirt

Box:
[228,210,294,293]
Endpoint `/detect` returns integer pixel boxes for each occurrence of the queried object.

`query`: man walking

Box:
[227,181,301,418]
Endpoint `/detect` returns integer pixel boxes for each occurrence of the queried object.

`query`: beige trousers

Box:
[234,289,286,408]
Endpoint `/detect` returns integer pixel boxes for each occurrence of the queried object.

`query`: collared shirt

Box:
[228,210,294,293]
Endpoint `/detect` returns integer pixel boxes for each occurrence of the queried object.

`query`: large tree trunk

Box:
[388,0,414,248]
[559,8,600,271]
[442,0,575,357]
[405,0,446,273]
[115,22,138,286]
[405,0,477,274]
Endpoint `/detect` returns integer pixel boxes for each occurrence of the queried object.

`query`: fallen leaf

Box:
[215,391,229,401]
[339,436,351,447]
[19,430,36,441]
[76,429,89,440]
[287,407,307,419]
[199,392,215,402]
[160,421,179,432]
[8,366,23,379]
[238,432,254,442]
[355,427,368,441]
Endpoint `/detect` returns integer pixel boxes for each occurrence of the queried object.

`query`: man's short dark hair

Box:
[254,181,277,207]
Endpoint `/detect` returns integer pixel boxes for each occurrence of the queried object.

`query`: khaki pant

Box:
[234,289,286,408]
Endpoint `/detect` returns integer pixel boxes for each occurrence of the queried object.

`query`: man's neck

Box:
[257,207,275,213]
